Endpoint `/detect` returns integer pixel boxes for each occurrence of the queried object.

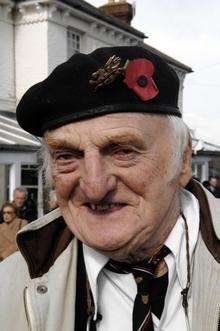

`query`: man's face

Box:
[45,113,190,261]
[13,191,26,208]
[210,178,218,188]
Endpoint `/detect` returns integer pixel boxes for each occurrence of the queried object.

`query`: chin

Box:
[80,229,131,254]
[84,234,137,262]
[98,246,133,262]
[86,237,126,252]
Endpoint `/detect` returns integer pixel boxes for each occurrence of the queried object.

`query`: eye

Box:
[56,153,75,161]
[111,146,137,161]
[116,148,133,155]
[51,149,84,174]
[52,150,84,162]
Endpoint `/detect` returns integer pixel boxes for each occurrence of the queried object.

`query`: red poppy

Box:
[124,59,159,101]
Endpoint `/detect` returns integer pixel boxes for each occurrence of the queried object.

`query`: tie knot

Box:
[104,246,170,331]
[146,245,171,271]
[105,245,170,277]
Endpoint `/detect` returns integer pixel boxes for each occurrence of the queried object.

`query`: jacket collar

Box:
[17,179,220,278]
[17,208,73,278]
[186,179,220,262]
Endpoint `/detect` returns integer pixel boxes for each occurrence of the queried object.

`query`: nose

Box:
[80,152,117,202]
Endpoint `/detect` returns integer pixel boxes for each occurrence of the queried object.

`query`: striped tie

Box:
[105,246,170,331]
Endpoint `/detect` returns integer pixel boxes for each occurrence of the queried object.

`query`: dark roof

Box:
[144,43,193,73]
[0,145,39,152]
[14,0,146,39]
[192,137,220,152]
[193,151,220,157]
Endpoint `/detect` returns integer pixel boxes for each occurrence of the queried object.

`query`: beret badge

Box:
[89,55,127,90]
[89,55,159,101]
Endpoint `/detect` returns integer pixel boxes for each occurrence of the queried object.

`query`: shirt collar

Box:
[83,244,109,319]
[165,188,200,287]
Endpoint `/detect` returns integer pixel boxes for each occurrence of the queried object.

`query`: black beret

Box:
[16,46,181,137]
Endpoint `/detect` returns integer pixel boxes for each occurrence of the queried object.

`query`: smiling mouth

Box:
[84,202,127,213]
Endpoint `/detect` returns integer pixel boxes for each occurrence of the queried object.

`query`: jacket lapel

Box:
[186,179,220,263]
[75,241,89,331]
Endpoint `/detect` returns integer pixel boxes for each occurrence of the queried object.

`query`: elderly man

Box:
[0,46,219,331]
[206,176,220,198]
[13,186,37,222]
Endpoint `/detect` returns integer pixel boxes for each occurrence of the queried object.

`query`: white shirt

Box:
[83,189,200,331]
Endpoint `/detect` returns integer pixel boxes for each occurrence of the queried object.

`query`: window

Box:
[67,28,81,58]
[21,164,38,204]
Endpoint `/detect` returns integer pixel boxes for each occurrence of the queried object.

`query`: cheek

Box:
[120,160,166,197]
[52,170,78,202]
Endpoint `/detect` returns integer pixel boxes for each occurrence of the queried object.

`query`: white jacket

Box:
[0,180,219,331]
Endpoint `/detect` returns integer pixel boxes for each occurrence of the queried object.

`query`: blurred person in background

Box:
[205,176,220,198]
[13,187,37,222]
[0,202,27,261]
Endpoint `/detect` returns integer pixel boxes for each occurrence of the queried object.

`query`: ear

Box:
[179,137,192,187]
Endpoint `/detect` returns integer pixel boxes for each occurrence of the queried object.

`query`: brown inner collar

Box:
[17,216,73,278]
[186,179,220,263]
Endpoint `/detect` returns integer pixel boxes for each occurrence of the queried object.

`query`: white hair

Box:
[166,115,191,179]
[41,140,53,186]
[13,186,28,198]
[41,114,191,185]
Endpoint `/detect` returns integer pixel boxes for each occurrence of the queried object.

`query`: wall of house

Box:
[15,20,48,102]
[0,2,15,112]
[47,21,67,73]
[85,26,136,51]
[15,4,67,101]
[14,1,143,103]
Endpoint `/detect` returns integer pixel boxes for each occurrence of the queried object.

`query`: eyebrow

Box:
[45,132,146,151]
[100,133,146,150]
[44,136,80,151]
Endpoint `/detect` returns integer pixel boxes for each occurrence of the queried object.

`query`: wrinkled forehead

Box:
[44,112,171,147]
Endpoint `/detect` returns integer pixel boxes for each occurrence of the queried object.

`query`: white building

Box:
[192,138,220,182]
[0,0,192,215]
